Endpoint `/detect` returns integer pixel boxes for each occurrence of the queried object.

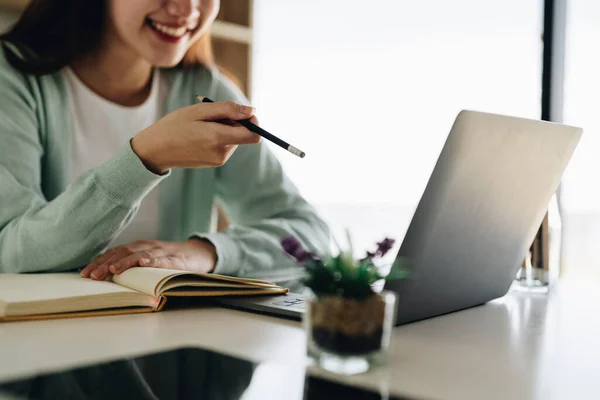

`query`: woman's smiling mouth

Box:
[146,18,194,41]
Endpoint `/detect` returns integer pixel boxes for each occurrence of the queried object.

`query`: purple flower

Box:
[281,236,319,265]
[376,238,395,257]
[364,237,396,260]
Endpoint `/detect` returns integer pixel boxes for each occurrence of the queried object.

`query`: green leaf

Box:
[386,256,411,281]
[345,228,354,260]
[331,231,343,253]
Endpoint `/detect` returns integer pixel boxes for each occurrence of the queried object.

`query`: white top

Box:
[64,68,168,247]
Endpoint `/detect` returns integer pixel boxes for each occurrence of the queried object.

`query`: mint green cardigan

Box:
[0,49,330,277]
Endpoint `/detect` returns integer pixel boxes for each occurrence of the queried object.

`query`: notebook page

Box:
[0,273,139,306]
[112,268,185,296]
[112,268,279,296]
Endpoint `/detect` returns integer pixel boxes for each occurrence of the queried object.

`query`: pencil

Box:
[198,96,306,158]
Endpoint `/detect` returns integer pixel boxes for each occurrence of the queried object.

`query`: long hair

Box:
[0,0,215,75]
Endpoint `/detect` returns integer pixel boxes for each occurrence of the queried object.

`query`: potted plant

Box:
[281,234,409,375]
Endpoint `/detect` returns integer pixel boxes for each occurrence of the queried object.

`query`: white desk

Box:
[1,280,599,400]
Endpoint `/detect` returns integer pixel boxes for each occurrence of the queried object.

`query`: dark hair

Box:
[0,0,106,75]
[0,0,216,76]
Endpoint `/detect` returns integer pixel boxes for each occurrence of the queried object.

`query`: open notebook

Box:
[0,268,288,322]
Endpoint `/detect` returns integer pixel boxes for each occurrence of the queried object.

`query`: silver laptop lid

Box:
[385,110,582,325]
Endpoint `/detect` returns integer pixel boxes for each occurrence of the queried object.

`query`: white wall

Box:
[252,0,542,257]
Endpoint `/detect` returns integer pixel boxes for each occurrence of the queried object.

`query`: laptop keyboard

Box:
[271,297,306,309]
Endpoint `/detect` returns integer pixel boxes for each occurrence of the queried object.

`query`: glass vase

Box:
[514,194,562,292]
[304,291,397,375]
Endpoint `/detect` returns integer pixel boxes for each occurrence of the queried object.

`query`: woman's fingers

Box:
[132,100,261,171]
[81,249,115,278]
[214,124,261,145]
[108,253,147,275]
[81,240,206,278]
[109,249,163,275]
[90,262,114,281]
[191,100,255,122]
[140,255,185,270]
[248,115,259,126]
[90,249,135,280]
[83,241,157,280]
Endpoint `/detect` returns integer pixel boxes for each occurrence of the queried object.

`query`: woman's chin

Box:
[145,52,186,68]
[153,58,183,68]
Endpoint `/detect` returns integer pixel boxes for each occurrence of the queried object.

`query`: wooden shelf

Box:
[212,0,253,99]
[212,20,252,44]
[215,0,252,27]
[0,0,28,11]
[213,37,251,96]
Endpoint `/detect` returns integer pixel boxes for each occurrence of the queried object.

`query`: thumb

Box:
[191,98,255,122]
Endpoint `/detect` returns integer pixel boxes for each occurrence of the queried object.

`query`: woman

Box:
[0,0,329,280]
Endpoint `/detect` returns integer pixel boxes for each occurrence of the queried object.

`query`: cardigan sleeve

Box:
[0,50,168,273]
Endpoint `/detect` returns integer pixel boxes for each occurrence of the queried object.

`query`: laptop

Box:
[216,110,582,325]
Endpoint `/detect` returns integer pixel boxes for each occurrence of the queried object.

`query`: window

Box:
[253,0,542,258]
[561,0,600,278]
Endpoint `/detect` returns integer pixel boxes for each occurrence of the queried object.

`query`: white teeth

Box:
[150,20,188,38]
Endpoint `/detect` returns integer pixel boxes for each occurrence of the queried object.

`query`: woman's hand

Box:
[131,100,261,174]
[80,238,217,281]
